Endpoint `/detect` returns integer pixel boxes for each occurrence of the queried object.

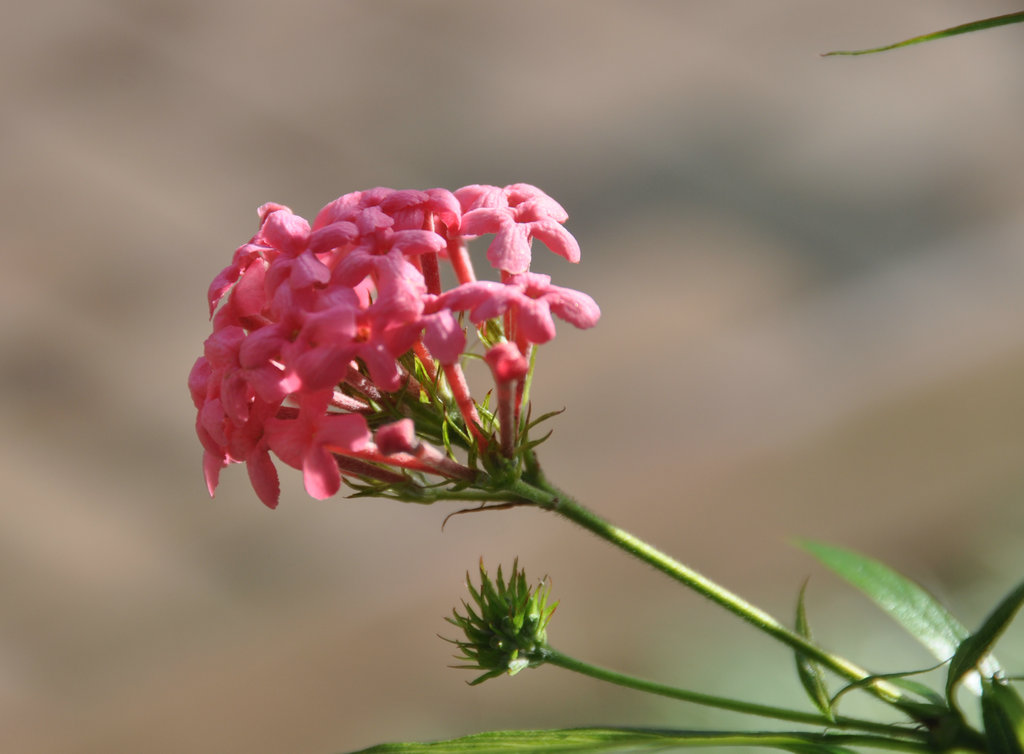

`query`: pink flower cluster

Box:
[189,184,600,509]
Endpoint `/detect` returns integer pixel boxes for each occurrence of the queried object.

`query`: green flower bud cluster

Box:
[445,559,557,685]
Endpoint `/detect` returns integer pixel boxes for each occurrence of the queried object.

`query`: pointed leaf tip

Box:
[794,582,834,720]
[823,12,1024,57]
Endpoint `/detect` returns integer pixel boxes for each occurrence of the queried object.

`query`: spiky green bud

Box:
[445,559,558,685]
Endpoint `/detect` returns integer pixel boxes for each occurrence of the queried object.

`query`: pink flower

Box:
[192,183,598,507]
[333,247,430,326]
[264,391,371,500]
[189,355,282,508]
[380,188,461,232]
[434,272,600,349]
[455,183,580,274]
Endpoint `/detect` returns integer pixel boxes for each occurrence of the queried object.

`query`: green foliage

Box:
[800,541,977,670]
[351,728,896,754]
[982,680,1024,754]
[947,579,1024,705]
[824,12,1024,56]
[794,583,834,720]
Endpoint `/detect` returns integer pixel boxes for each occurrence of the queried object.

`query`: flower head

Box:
[190,184,599,508]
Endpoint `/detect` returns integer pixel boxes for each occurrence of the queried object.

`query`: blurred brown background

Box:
[4,2,1024,752]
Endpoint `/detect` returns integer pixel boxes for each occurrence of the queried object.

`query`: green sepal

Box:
[946,579,1024,705]
[793,582,834,721]
[824,12,1024,56]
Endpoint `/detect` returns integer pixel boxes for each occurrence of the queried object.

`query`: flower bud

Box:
[445,559,557,684]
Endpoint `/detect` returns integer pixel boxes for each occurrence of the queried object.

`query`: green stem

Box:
[506,472,904,707]
[583,731,932,753]
[543,647,927,740]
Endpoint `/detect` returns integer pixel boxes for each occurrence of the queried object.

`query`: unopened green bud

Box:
[444,558,558,685]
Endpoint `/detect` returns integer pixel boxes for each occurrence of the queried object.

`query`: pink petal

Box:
[433,280,503,313]
[358,341,404,392]
[529,220,581,264]
[264,416,312,470]
[355,205,394,234]
[458,208,506,237]
[199,398,228,446]
[204,327,245,369]
[514,298,557,344]
[317,413,371,454]
[303,446,341,500]
[454,185,506,212]
[422,309,466,365]
[294,345,357,391]
[506,184,569,222]
[188,357,213,408]
[196,416,226,457]
[374,419,417,455]
[381,189,429,212]
[207,264,240,316]
[485,343,529,381]
[257,202,291,223]
[309,221,359,252]
[203,450,228,497]
[463,290,509,324]
[259,210,311,256]
[425,188,461,231]
[487,223,532,274]
[238,325,284,368]
[547,287,601,330]
[312,191,365,229]
[290,250,331,288]
[231,258,269,317]
[245,364,290,403]
[390,229,448,256]
[220,371,252,425]
[247,446,280,509]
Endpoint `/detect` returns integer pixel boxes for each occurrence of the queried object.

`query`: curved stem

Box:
[586,731,932,753]
[543,648,927,740]
[505,471,905,707]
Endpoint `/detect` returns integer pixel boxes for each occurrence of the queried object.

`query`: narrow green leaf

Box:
[982,680,1024,754]
[824,12,1024,56]
[947,580,1024,703]
[794,582,834,720]
[351,728,904,754]
[799,541,973,667]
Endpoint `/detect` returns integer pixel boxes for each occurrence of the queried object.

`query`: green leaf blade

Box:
[824,12,1024,56]
[799,541,970,665]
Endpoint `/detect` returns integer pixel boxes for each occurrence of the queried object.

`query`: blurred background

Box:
[3,2,1024,752]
